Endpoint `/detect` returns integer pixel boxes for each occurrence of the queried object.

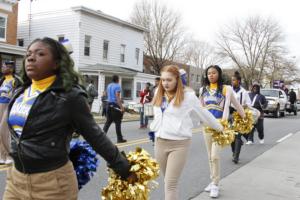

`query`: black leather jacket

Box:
[7,77,130,179]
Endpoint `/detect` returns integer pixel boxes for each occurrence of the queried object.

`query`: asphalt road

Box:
[0,114,299,200]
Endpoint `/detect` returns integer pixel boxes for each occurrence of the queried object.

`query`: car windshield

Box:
[261,90,279,97]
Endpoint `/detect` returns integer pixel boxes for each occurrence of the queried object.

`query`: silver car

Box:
[260,89,288,118]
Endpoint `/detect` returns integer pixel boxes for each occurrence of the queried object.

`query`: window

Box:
[103,40,109,60]
[0,15,7,40]
[84,35,91,56]
[18,39,24,47]
[57,35,65,43]
[120,44,126,63]
[135,48,140,64]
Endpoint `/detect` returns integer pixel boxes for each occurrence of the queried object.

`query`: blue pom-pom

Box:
[69,140,99,189]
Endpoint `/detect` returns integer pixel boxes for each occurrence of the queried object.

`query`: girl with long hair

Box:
[3,37,135,200]
[199,65,245,198]
[150,65,223,200]
[0,61,22,165]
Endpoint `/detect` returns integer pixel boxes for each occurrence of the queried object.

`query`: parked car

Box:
[260,89,288,118]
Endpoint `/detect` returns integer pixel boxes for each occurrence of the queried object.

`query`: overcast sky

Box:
[18,0,300,60]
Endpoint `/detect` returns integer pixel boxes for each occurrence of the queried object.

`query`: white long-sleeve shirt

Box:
[150,90,223,140]
[231,86,251,107]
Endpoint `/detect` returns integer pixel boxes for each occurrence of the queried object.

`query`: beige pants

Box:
[3,161,78,200]
[155,137,191,200]
[204,132,221,185]
[0,104,10,161]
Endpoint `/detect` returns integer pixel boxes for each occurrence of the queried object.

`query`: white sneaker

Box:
[209,184,219,198]
[204,183,212,192]
[4,159,13,165]
[259,139,264,144]
[246,141,253,145]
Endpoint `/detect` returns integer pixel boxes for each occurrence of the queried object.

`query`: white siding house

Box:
[18,6,157,113]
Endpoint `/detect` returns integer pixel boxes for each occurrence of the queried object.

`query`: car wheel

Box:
[273,106,280,118]
[280,111,285,117]
[294,110,297,115]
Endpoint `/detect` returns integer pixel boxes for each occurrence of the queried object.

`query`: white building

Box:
[18,6,157,112]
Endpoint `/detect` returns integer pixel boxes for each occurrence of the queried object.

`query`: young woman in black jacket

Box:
[3,37,135,200]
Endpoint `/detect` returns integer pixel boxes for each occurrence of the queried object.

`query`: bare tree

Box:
[181,38,222,84]
[130,0,187,74]
[217,16,284,88]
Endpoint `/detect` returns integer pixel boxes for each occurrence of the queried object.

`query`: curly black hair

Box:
[21,37,82,91]
[202,65,224,95]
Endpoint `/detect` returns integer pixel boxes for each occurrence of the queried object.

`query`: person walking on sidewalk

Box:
[86,79,98,109]
[247,83,267,144]
[2,37,136,200]
[150,65,224,200]
[0,61,22,166]
[101,91,108,117]
[103,75,127,143]
[199,65,245,198]
[230,71,251,164]
[139,82,152,129]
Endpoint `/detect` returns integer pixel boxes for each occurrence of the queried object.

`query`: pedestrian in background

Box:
[86,79,98,109]
[150,65,224,200]
[139,82,152,129]
[247,83,267,144]
[103,75,127,143]
[230,71,251,164]
[2,37,135,200]
[199,65,245,198]
[289,88,297,105]
[151,77,160,97]
[0,61,22,165]
[101,91,108,117]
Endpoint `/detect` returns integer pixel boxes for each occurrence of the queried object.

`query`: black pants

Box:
[103,105,124,141]
[247,118,264,142]
[231,133,248,161]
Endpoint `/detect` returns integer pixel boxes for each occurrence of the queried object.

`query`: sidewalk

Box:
[192,132,300,200]
[93,112,140,124]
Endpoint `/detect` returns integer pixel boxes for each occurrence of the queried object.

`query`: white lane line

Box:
[276,133,293,143]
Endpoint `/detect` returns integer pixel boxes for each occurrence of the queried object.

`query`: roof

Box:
[80,63,139,76]
[71,6,148,33]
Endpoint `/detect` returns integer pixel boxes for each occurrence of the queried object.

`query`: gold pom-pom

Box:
[102,147,159,200]
[205,120,236,147]
[232,108,254,134]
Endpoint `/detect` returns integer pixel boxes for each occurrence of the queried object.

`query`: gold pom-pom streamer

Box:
[102,147,159,200]
[232,108,254,134]
[205,120,236,147]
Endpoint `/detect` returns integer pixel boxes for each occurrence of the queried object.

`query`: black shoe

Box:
[232,158,239,164]
[117,139,127,143]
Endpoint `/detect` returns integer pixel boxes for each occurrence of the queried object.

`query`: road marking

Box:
[116,127,203,148]
[276,133,293,143]
[0,165,11,172]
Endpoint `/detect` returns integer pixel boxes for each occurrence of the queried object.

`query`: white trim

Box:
[0,43,26,56]
[0,2,13,12]
[71,6,148,32]
[0,13,8,42]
